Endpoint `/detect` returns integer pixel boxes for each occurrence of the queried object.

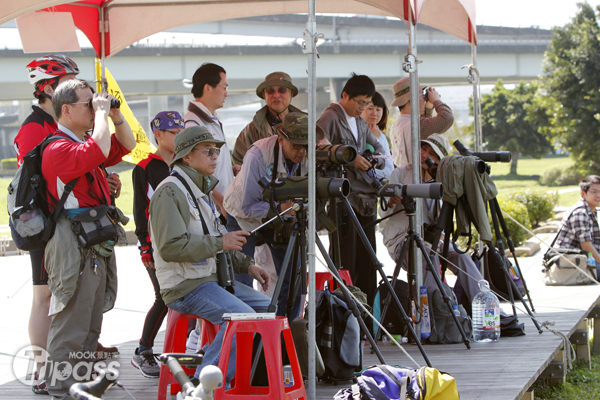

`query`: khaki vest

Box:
[151,165,226,290]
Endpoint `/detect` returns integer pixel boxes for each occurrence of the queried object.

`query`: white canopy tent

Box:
[3,0,478,396]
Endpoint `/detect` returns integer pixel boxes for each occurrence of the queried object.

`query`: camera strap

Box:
[171,172,210,235]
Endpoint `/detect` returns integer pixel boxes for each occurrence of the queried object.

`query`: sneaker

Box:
[32,372,49,395]
[131,349,160,378]
[186,329,200,351]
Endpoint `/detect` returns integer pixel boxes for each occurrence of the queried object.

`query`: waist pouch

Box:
[69,205,118,248]
[348,192,378,217]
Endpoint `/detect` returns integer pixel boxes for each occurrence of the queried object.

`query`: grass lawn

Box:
[532,352,600,400]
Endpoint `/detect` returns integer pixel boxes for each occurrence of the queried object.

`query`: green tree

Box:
[540,2,600,174]
[481,80,552,175]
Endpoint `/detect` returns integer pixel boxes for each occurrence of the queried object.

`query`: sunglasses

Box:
[195,147,221,157]
[292,144,308,151]
[264,86,288,95]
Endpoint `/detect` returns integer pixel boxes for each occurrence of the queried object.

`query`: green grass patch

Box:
[532,353,600,400]
[489,156,575,177]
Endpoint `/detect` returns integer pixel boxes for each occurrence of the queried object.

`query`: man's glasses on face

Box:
[264,86,288,95]
[195,147,221,157]
[353,98,372,108]
[71,101,93,109]
[292,144,308,151]
[588,189,600,196]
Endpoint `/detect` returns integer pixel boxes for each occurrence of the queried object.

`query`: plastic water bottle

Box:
[472,280,500,342]
[452,305,461,318]
[588,253,596,267]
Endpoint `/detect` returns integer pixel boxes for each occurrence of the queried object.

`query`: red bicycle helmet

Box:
[27,54,80,99]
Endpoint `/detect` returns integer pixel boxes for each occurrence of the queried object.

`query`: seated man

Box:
[224,112,323,318]
[149,126,271,383]
[381,133,483,304]
[555,175,600,279]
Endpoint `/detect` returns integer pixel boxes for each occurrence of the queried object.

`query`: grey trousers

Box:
[46,251,107,400]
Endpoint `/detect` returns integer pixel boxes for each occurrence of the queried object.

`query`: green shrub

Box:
[540,167,562,186]
[503,190,557,228]
[468,198,531,247]
[540,166,582,186]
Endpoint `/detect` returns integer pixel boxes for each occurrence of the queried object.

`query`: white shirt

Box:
[338,102,359,143]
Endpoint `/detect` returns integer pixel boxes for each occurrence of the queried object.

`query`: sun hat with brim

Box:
[274,112,324,145]
[256,71,299,99]
[421,133,451,160]
[390,76,428,108]
[171,126,225,165]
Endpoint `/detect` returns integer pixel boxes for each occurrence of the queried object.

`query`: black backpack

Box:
[426,282,472,344]
[315,290,362,383]
[7,134,78,251]
[373,277,409,339]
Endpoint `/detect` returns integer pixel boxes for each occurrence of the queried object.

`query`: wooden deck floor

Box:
[1,246,599,400]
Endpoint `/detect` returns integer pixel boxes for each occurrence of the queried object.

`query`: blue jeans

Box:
[167,281,270,382]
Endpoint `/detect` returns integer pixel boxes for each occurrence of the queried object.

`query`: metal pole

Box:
[306,0,317,397]
[407,10,423,341]
[471,40,482,152]
[100,5,107,91]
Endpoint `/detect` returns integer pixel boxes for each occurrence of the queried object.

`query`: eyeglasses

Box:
[70,101,93,108]
[352,98,372,108]
[264,86,288,95]
[217,84,228,91]
[160,129,179,135]
[194,147,221,157]
[588,190,600,196]
[292,144,308,151]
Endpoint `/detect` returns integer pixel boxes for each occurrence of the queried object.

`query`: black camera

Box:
[259,176,350,201]
[216,252,235,293]
[87,98,121,109]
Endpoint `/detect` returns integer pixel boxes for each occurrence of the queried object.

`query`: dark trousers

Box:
[329,201,378,310]
[139,267,168,350]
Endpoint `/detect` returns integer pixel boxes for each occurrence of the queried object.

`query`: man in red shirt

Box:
[42,79,136,399]
[13,55,79,395]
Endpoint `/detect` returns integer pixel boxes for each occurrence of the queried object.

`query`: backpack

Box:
[334,365,460,400]
[315,289,363,382]
[373,277,409,339]
[426,283,472,344]
[7,134,78,251]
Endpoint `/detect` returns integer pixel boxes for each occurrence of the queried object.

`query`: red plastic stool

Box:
[315,269,353,291]
[157,310,220,400]
[214,316,306,400]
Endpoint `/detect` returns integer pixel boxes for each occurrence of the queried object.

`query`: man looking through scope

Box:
[224,112,323,318]
[382,133,485,305]
[317,73,386,312]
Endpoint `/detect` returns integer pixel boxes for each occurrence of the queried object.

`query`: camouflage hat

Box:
[274,112,324,145]
[171,126,225,165]
[256,71,299,99]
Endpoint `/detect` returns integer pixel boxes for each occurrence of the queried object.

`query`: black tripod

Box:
[376,196,472,349]
[331,196,433,367]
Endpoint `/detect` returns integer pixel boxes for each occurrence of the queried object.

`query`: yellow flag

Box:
[95,59,156,164]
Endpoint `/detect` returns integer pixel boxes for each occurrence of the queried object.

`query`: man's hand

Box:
[232,164,242,176]
[248,264,270,292]
[222,231,249,251]
[279,201,296,217]
[352,154,372,171]
[92,92,111,113]
[141,253,155,269]
[106,172,122,199]
[426,87,441,105]
[387,196,402,207]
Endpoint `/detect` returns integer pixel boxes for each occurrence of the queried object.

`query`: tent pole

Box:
[471,40,482,152]
[100,5,107,91]
[306,0,317,398]
[407,8,423,342]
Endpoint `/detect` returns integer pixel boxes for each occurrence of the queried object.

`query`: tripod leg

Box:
[491,198,535,312]
[413,235,472,349]
[315,236,388,365]
[285,242,301,318]
[489,200,518,316]
[329,200,343,269]
[488,243,543,334]
[267,231,299,314]
[376,236,412,341]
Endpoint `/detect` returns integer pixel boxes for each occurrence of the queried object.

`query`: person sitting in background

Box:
[131,111,184,378]
[556,175,600,280]
[361,91,393,182]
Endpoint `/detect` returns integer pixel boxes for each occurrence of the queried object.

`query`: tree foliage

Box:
[481,80,552,174]
[540,2,600,174]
